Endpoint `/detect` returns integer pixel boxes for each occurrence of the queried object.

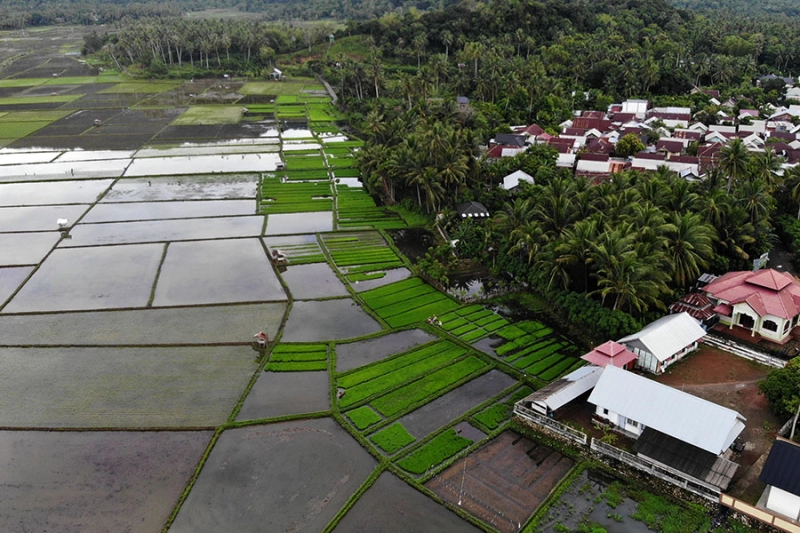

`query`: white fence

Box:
[703,334,787,369]
[590,438,721,502]
[513,403,588,445]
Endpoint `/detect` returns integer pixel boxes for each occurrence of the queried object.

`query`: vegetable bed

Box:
[369,422,416,454]
[397,429,472,475]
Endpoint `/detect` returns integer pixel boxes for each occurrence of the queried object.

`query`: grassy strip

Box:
[266,361,327,371]
[396,428,472,475]
[346,405,383,430]
[370,356,487,417]
[369,422,416,454]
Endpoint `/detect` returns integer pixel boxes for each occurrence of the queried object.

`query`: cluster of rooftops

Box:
[488,90,800,182]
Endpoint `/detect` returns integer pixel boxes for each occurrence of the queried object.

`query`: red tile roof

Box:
[668,293,716,321]
[581,341,638,368]
[515,124,545,136]
[704,269,800,320]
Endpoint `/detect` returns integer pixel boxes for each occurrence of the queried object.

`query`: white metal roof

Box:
[523,366,603,413]
[588,365,745,454]
[618,312,705,362]
[501,169,534,190]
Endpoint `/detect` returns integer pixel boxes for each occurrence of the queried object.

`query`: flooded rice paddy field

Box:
[0,37,638,533]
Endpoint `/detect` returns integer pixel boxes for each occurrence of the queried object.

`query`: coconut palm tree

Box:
[719,138,752,194]
[664,212,716,287]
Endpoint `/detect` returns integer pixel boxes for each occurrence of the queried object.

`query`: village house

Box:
[500,169,534,192]
[580,340,637,369]
[703,268,800,344]
[617,312,706,374]
[759,438,800,523]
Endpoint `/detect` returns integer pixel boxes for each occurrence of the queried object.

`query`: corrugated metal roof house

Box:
[759,438,800,521]
[618,312,705,374]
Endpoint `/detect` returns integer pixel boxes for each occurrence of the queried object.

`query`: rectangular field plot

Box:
[0,346,258,427]
[153,239,287,307]
[279,262,349,299]
[336,184,406,230]
[263,234,325,265]
[0,266,32,304]
[0,179,112,206]
[172,106,243,125]
[0,303,287,346]
[0,430,211,533]
[335,329,437,373]
[397,428,474,475]
[321,231,404,275]
[81,199,255,223]
[60,216,264,247]
[259,180,333,214]
[237,370,329,420]
[336,340,471,410]
[3,243,163,313]
[124,153,282,177]
[102,174,258,202]
[426,431,575,533]
[265,211,333,235]
[360,277,460,328]
[0,232,60,266]
[439,306,509,343]
[489,321,581,382]
[266,343,328,372]
[281,298,382,342]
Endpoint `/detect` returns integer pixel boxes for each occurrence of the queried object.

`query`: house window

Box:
[738,314,755,329]
[629,420,639,428]
[763,320,778,332]
[784,321,791,333]
[602,408,609,415]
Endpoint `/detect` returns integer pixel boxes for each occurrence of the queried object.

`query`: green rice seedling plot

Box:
[522,353,567,376]
[60,216,265,248]
[350,267,412,292]
[333,168,362,179]
[172,105,242,125]
[279,169,330,181]
[460,328,489,343]
[266,343,328,372]
[0,109,73,122]
[511,345,567,372]
[280,262,349,299]
[237,370,329,420]
[0,78,47,88]
[259,180,332,214]
[496,324,527,341]
[0,120,49,138]
[275,95,298,103]
[370,355,488,417]
[346,405,383,430]
[322,231,404,272]
[335,329,437,372]
[397,428,473,475]
[0,430,211,533]
[0,95,82,105]
[283,154,326,170]
[265,211,333,235]
[100,81,182,94]
[0,179,113,206]
[0,266,32,304]
[0,232,60,266]
[0,303,286,346]
[336,185,407,230]
[281,298,382,342]
[327,157,354,169]
[42,76,98,85]
[240,80,310,96]
[3,243,163,314]
[369,422,416,454]
[153,239,287,307]
[103,174,258,202]
[0,346,258,427]
[398,369,517,439]
[307,104,338,122]
[169,418,376,533]
[333,471,483,533]
[470,386,533,432]
[537,357,582,382]
[503,339,556,363]
[263,234,326,265]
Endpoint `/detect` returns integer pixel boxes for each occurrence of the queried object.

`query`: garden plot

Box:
[281,298,382,342]
[124,153,282,176]
[0,430,211,533]
[102,174,258,202]
[81,199,255,223]
[439,304,510,344]
[321,231,405,279]
[0,345,258,427]
[3,243,163,313]
[0,303,286,346]
[333,471,482,533]
[237,370,329,420]
[470,386,533,433]
[396,369,517,440]
[0,232,60,265]
[259,180,333,214]
[265,211,333,234]
[336,329,437,372]
[153,239,286,306]
[0,178,112,206]
[266,343,328,372]
[427,431,575,533]
[336,183,407,230]
[396,427,479,475]
[279,262,349,299]
[360,277,461,328]
[491,321,583,382]
[59,215,264,247]
[169,418,377,533]
[0,266,31,304]
[263,234,325,265]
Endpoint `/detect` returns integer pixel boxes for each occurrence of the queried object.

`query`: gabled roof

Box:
[521,365,603,413]
[760,438,800,495]
[456,201,489,218]
[501,169,534,190]
[514,123,544,136]
[703,269,800,320]
[581,341,637,368]
[618,312,705,362]
[588,365,746,455]
[668,293,715,321]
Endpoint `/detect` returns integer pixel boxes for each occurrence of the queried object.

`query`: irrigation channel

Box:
[0,25,748,533]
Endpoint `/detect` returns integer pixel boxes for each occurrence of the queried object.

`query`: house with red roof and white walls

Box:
[703,269,800,344]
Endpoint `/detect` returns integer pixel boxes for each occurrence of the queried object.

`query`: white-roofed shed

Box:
[618,312,705,374]
[501,169,534,191]
[518,365,602,415]
[588,365,746,455]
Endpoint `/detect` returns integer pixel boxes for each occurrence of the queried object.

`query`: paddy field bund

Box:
[0,27,588,533]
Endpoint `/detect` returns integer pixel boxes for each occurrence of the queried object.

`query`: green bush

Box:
[369,422,416,453]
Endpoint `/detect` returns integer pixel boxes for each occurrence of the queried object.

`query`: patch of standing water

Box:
[335,177,362,188]
[265,211,333,235]
[0,179,113,206]
[0,266,33,304]
[81,200,254,223]
[281,142,322,151]
[0,152,60,166]
[136,140,280,158]
[0,159,130,182]
[124,153,282,176]
[280,128,314,139]
[54,150,136,162]
[101,175,258,202]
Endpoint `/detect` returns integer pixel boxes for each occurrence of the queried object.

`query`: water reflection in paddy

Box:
[0,204,90,232]
[0,159,129,182]
[0,266,32,304]
[101,175,258,202]
[0,233,61,266]
[82,200,254,223]
[124,153,281,176]
[265,211,332,235]
[0,179,112,206]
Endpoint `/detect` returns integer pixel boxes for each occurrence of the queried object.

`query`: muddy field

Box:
[281,298,383,341]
